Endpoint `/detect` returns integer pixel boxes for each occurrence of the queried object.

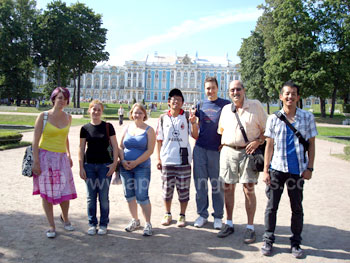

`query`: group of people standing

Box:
[31,77,317,259]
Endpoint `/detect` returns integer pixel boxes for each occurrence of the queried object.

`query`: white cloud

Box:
[108,8,262,65]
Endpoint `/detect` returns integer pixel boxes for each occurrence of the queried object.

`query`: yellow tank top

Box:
[39,122,70,153]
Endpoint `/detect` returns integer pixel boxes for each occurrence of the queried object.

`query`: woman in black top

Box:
[79,100,119,235]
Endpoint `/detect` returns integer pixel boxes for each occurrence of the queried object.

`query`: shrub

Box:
[344,146,350,155]
[0,132,23,145]
[343,104,350,113]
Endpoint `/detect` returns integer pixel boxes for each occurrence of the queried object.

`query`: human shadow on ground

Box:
[0,212,349,263]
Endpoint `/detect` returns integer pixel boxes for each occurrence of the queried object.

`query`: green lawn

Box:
[317,127,350,136]
[0,114,89,126]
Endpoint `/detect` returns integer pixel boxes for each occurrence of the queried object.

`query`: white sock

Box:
[246,224,254,230]
[226,220,233,227]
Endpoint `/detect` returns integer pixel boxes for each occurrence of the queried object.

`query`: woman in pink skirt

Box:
[32,87,77,238]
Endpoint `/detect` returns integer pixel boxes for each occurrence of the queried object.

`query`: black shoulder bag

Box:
[231,104,265,172]
[274,111,309,163]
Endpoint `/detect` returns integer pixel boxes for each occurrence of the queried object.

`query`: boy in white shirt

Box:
[156,88,198,227]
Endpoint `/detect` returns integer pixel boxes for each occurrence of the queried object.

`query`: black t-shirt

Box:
[80,121,116,163]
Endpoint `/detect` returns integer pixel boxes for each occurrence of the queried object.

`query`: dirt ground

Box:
[0,117,349,263]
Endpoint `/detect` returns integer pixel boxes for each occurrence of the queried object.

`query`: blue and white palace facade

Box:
[33,53,241,103]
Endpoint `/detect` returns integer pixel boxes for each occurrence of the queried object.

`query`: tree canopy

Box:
[237,0,350,117]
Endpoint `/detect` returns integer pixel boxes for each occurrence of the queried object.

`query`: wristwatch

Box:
[307,167,314,172]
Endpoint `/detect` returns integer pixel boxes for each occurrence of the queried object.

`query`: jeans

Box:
[120,166,151,205]
[193,145,224,219]
[263,169,304,246]
[84,163,111,227]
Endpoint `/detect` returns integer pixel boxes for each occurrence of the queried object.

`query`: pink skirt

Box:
[33,149,77,205]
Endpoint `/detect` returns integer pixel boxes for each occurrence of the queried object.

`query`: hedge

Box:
[0,132,23,145]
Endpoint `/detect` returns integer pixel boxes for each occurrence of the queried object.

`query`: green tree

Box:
[238,30,270,113]
[33,0,71,87]
[262,0,321,101]
[0,0,37,103]
[68,2,109,108]
[313,0,350,117]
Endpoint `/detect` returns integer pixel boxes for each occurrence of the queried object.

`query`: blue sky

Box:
[36,0,264,65]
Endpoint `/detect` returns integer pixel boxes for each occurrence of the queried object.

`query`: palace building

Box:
[33,53,241,103]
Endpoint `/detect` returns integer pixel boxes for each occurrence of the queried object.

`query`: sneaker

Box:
[217,224,234,238]
[60,215,74,231]
[291,245,303,259]
[46,230,56,238]
[194,216,207,228]
[125,219,140,232]
[87,226,97,235]
[213,218,222,230]
[261,241,273,256]
[177,215,186,227]
[143,223,153,236]
[97,226,107,235]
[161,214,172,226]
[243,228,256,244]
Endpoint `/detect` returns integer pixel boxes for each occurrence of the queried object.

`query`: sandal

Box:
[60,215,75,231]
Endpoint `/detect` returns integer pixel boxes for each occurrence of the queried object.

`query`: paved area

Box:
[0,117,349,263]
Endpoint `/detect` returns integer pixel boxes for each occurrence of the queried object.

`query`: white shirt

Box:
[156,110,192,165]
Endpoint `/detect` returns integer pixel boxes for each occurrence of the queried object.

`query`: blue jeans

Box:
[84,163,111,227]
[120,166,150,205]
[193,145,224,219]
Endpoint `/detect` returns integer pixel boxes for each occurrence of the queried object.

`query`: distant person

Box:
[79,100,119,236]
[32,87,77,238]
[156,88,198,227]
[261,81,317,258]
[118,106,125,126]
[119,103,156,236]
[192,77,230,230]
[217,80,267,243]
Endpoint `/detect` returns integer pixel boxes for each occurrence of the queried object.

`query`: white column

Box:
[117,74,120,88]
[100,73,103,89]
[91,74,94,89]
[124,72,127,87]
[180,71,183,89]
[194,71,197,90]
[83,74,86,87]
[226,72,229,91]
[131,71,134,88]
[187,71,190,89]
[108,73,111,89]
[174,70,177,88]
[136,72,139,88]
[142,71,145,88]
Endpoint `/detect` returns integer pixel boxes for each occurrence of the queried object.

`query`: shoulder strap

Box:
[160,114,165,133]
[274,111,309,149]
[106,122,110,142]
[231,103,249,143]
[42,111,48,133]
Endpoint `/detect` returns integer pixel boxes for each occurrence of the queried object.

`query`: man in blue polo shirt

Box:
[193,77,230,229]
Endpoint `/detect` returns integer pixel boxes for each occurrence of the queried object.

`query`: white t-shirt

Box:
[118,108,124,116]
[156,110,192,165]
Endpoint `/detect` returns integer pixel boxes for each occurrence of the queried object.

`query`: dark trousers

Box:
[119,115,124,125]
[263,169,304,246]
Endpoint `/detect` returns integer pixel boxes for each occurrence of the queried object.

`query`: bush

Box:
[343,104,350,113]
[344,146,350,155]
[0,132,23,145]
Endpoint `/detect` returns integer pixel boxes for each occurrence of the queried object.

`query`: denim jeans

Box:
[263,169,304,246]
[84,163,111,227]
[193,145,224,219]
[120,166,150,205]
